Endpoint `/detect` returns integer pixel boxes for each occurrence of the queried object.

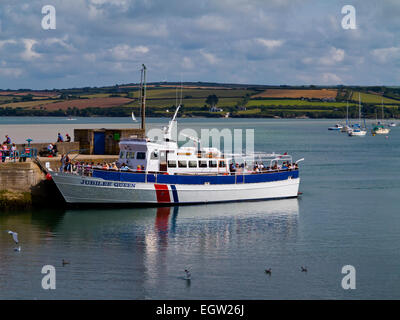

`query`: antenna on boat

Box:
[140,64,147,132]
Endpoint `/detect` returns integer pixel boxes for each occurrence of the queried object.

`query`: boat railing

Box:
[60,165,299,184]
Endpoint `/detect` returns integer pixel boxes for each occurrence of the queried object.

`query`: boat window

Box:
[189,161,197,168]
[209,160,217,168]
[127,152,135,159]
[168,160,176,168]
[178,161,187,168]
[199,160,208,168]
[151,151,158,159]
[119,151,126,158]
[136,152,146,160]
[219,161,226,167]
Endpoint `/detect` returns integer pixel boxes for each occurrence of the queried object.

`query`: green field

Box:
[130,88,254,99]
[350,91,400,104]
[1,85,400,119]
[247,99,358,108]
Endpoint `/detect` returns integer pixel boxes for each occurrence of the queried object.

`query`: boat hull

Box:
[372,128,390,134]
[51,172,300,205]
[348,130,367,136]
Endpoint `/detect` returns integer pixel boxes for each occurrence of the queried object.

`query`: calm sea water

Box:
[1,117,400,299]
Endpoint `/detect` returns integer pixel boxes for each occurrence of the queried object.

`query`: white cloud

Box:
[195,15,231,31]
[200,50,218,64]
[303,47,345,66]
[319,47,345,65]
[256,38,284,49]
[371,47,400,63]
[182,57,194,69]
[110,44,149,60]
[44,37,75,52]
[0,39,17,50]
[321,72,342,84]
[21,39,41,61]
[0,67,23,78]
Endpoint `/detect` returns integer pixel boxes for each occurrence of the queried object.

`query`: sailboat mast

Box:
[346,101,349,125]
[140,64,147,132]
[358,92,361,123]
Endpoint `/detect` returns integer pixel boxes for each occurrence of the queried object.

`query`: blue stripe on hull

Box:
[170,185,179,203]
[92,170,299,185]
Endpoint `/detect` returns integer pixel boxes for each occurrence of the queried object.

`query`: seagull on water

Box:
[265,268,272,275]
[7,230,18,244]
[7,230,21,252]
[184,269,191,280]
[301,266,308,272]
[62,259,70,266]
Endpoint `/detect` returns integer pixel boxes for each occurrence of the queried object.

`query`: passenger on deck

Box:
[137,165,141,172]
[111,162,118,170]
[65,134,71,142]
[120,163,129,171]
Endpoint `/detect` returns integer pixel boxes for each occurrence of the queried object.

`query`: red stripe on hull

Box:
[154,184,171,203]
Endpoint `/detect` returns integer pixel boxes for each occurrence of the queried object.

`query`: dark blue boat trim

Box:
[92,170,299,185]
[170,185,179,203]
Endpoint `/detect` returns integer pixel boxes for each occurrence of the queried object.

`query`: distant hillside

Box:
[1,84,399,119]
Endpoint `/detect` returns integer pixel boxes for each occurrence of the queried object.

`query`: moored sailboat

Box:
[348,94,367,136]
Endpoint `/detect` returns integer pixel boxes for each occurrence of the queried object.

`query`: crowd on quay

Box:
[0,132,73,162]
[0,135,17,162]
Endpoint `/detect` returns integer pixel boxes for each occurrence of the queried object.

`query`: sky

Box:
[0,0,399,89]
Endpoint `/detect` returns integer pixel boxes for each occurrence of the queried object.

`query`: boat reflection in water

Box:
[57,199,299,288]
[0,199,299,299]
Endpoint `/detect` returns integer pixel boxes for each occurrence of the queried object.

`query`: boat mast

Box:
[140,64,147,132]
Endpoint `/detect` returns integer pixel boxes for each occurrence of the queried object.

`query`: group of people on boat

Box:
[229,161,298,174]
[60,155,298,176]
[60,157,147,175]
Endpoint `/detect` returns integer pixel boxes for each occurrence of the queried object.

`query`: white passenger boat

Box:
[51,65,302,205]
